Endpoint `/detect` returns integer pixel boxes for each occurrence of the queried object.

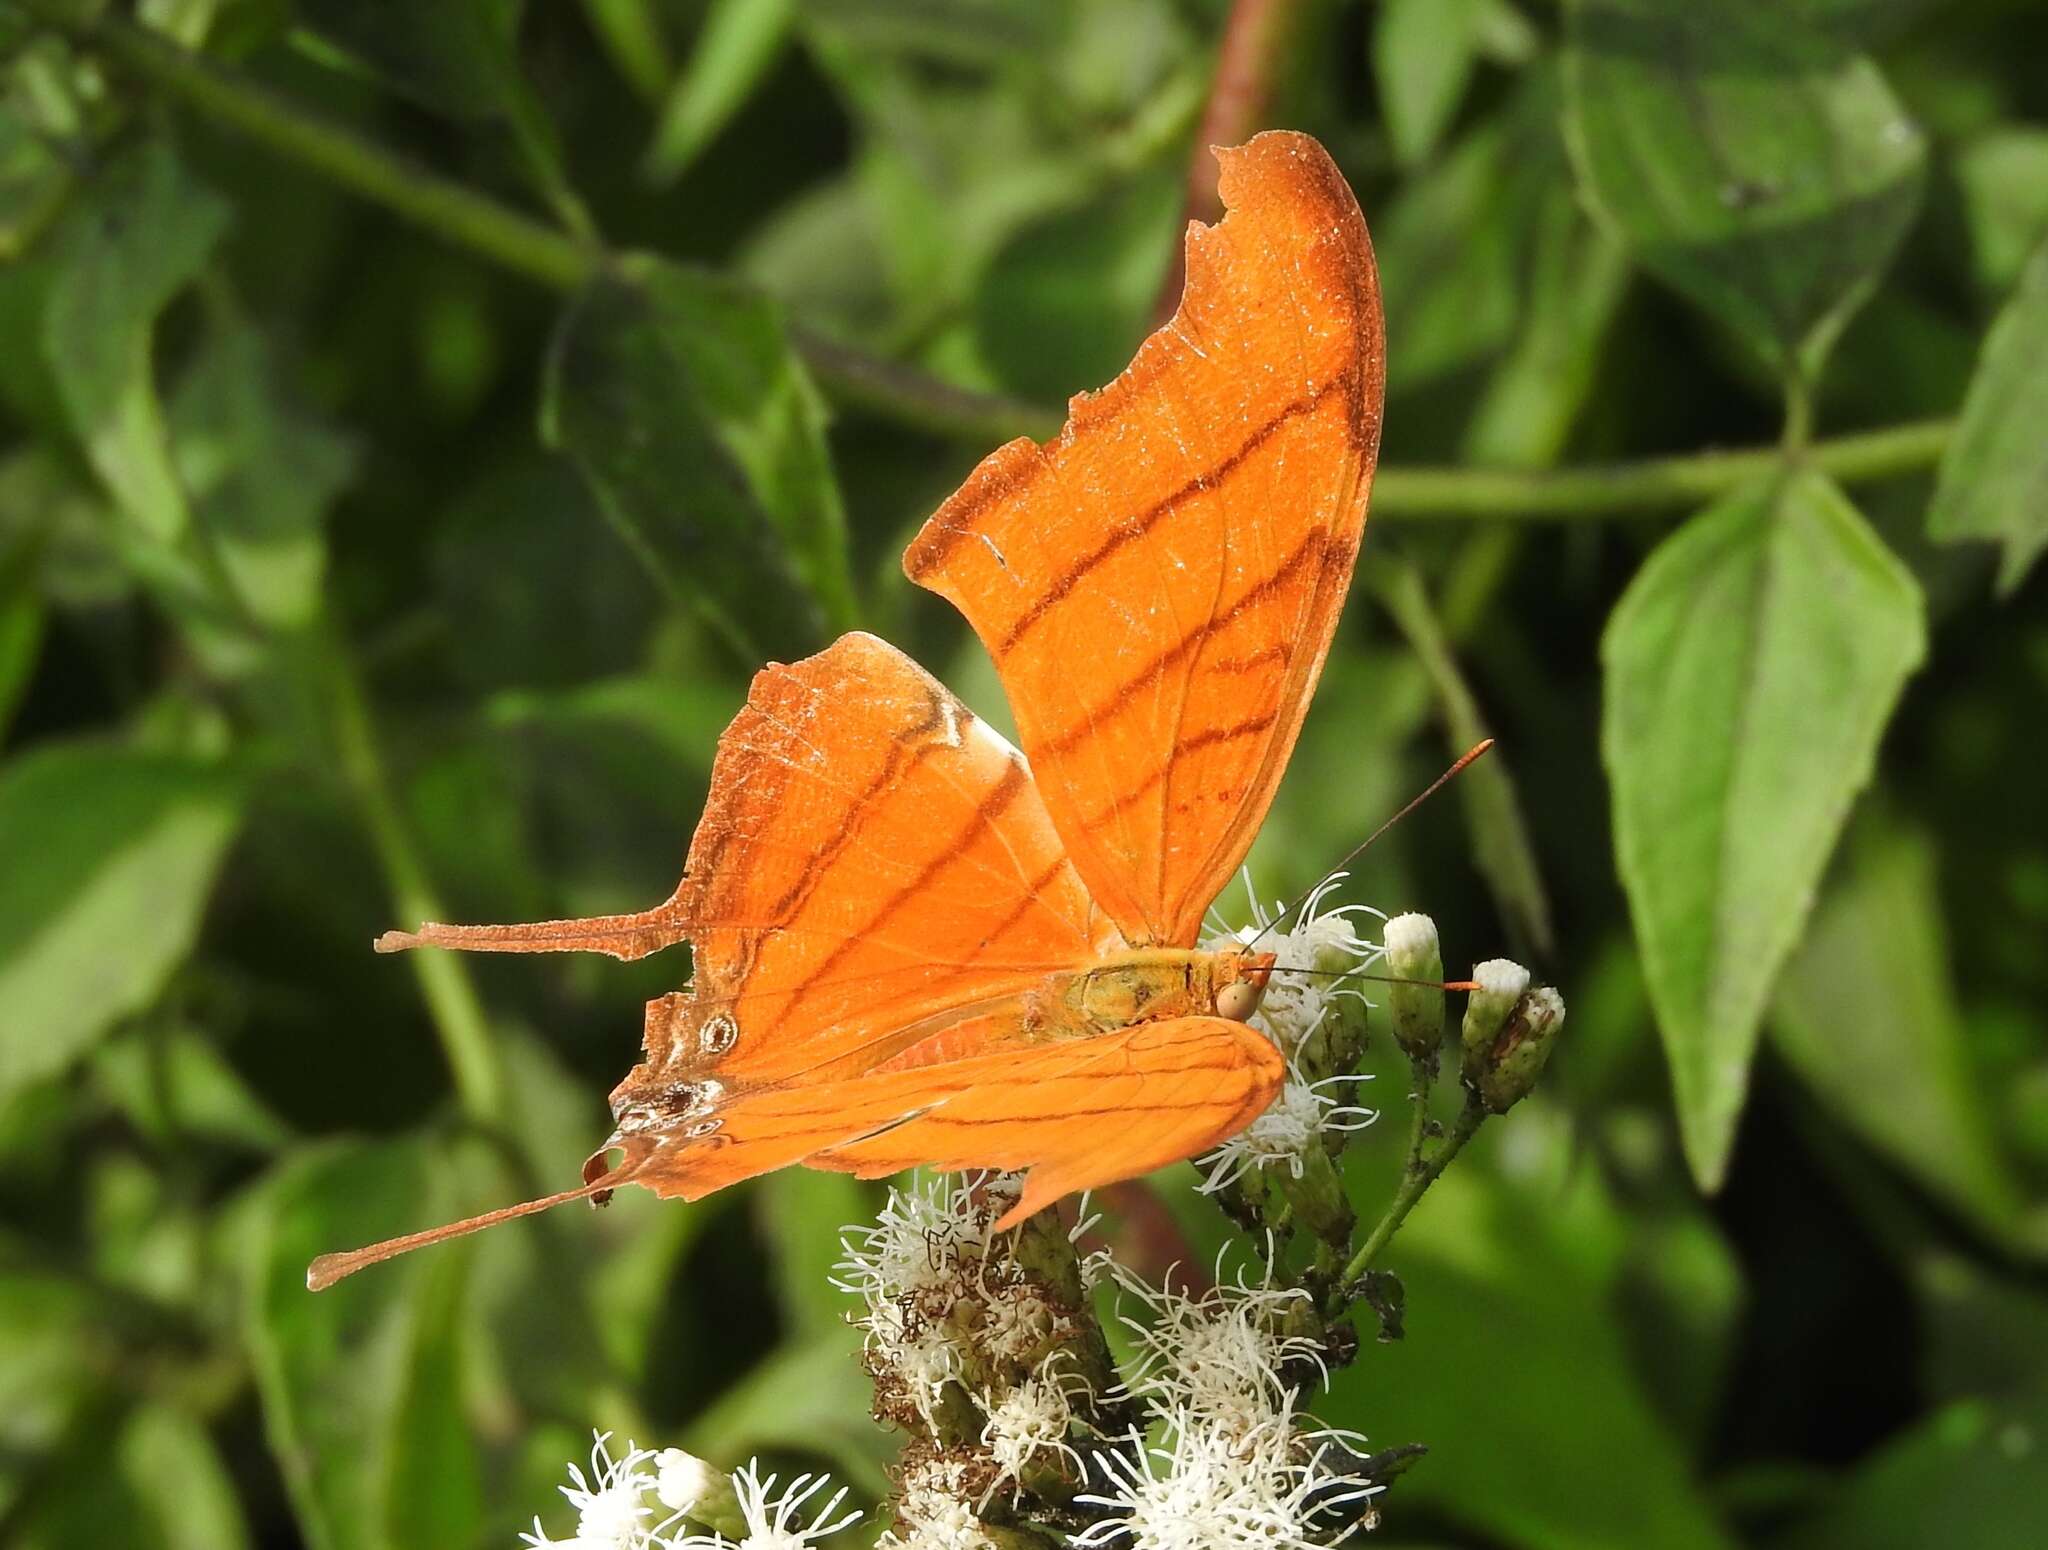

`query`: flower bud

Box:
[1464,976,1565,1115]
[1381,912,1444,1062]
[1458,959,1530,1096]
[655,1449,745,1536]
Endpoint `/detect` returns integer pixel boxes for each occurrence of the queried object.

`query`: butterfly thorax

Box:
[1055,948,1276,1036]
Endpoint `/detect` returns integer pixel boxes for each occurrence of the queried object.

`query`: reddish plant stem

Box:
[1155,0,1310,322]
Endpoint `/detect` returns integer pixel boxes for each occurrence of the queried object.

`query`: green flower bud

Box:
[1459,959,1529,1093]
[1468,980,1565,1114]
[1381,912,1444,1062]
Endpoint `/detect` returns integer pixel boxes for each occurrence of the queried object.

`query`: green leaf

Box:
[543,256,856,659]
[296,0,588,233]
[1563,0,1925,385]
[294,0,521,118]
[0,743,243,1103]
[41,140,230,540]
[1374,560,1556,961]
[93,1022,296,1154]
[0,588,42,739]
[1373,105,1527,392]
[1926,236,2048,595]
[1328,1120,1739,1550]
[1914,1251,2048,1404]
[169,315,357,631]
[1773,823,2046,1254]
[0,1269,103,1520]
[1374,0,1486,168]
[245,1139,484,1550]
[684,1333,896,1497]
[1953,128,2048,298]
[755,1170,868,1344]
[14,1403,253,1550]
[971,167,1182,404]
[1374,71,1578,398]
[1462,180,1631,468]
[0,101,70,260]
[1774,1394,2048,1550]
[1603,470,1926,1188]
[643,0,794,184]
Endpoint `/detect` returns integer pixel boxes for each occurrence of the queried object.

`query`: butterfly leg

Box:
[375,891,689,961]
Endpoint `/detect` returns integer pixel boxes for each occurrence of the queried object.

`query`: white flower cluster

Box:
[875,1455,1001,1550]
[1200,872,1383,1191]
[1206,871,1384,1052]
[1080,1265,1381,1550]
[519,1435,859,1550]
[834,1171,1085,1456]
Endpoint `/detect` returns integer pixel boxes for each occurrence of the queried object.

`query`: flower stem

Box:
[28,2,1958,505]
[1342,1086,1485,1291]
[1369,416,1951,519]
[318,631,504,1125]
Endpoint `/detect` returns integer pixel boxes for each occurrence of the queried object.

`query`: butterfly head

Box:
[1213,949,1277,1024]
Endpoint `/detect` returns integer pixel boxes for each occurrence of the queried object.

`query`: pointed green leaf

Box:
[643,0,794,183]
[0,743,243,1103]
[543,256,856,658]
[1773,824,2046,1255]
[1926,236,2048,595]
[1463,181,1631,469]
[41,140,229,539]
[1953,128,2048,298]
[1374,0,1487,168]
[1564,0,1925,383]
[1603,471,1925,1187]
[245,1139,484,1550]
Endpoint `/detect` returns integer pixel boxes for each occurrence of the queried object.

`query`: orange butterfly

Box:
[310,130,1383,1291]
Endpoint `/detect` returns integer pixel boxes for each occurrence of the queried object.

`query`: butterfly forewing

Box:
[904,132,1384,948]
[651,630,1120,1088]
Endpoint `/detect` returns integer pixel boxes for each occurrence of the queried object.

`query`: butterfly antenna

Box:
[305,1145,652,1291]
[1245,739,1494,951]
[1277,966,1481,992]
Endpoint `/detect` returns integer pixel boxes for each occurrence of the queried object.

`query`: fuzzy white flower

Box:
[878,1458,1000,1550]
[836,1173,1025,1423]
[1205,871,1382,1050]
[673,1464,860,1550]
[980,1364,1085,1488]
[1197,1068,1376,1192]
[1076,1405,1381,1550]
[833,1172,1008,1310]
[520,1431,665,1550]
[1112,1262,1329,1439]
[977,1280,1057,1365]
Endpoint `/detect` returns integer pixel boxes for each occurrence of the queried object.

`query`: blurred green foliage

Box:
[1,1,2045,1546]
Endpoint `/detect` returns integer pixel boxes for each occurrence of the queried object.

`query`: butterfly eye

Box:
[1216,979,1264,1023]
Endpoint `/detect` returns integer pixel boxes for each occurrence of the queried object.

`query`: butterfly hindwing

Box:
[622,1016,1284,1232]
[904,132,1384,947]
